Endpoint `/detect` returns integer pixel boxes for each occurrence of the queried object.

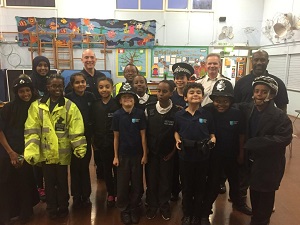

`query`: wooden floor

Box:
[8,116,300,225]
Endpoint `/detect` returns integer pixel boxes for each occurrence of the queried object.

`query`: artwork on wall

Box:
[116,49,148,77]
[15,16,156,48]
[151,46,208,78]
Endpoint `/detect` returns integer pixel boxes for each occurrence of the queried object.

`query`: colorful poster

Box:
[15,16,156,48]
[151,46,208,78]
[116,49,148,77]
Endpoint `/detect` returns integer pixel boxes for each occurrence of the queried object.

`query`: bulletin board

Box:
[116,49,148,77]
[151,46,209,78]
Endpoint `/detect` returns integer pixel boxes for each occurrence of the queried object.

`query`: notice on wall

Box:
[151,46,208,78]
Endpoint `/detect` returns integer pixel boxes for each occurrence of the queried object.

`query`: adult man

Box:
[234,50,289,112]
[65,49,106,99]
[197,53,230,106]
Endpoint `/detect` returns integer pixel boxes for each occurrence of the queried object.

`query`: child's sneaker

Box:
[38,188,46,202]
[146,207,157,219]
[107,195,115,207]
[161,207,171,221]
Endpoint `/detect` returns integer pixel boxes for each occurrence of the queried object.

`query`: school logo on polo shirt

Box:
[108,113,114,118]
[199,118,207,124]
[164,120,174,126]
[229,120,238,125]
[132,118,140,123]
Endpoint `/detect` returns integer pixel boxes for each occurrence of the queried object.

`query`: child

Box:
[241,76,292,225]
[91,77,119,207]
[201,79,252,225]
[113,63,139,97]
[174,82,216,225]
[65,72,96,208]
[133,74,157,110]
[170,62,194,202]
[30,55,51,97]
[0,75,39,224]
[145,80,178,221]
[112,83,147,225]
[24,74,87,219]
[30,55,52,201]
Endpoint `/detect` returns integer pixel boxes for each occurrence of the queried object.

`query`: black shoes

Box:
[120,211,131,225]
[146,207,157,219]
[219,183,226,194]
[191,216,200,225]
[233,204,253,216]
[201,217,211,225]
[130,210,140,224]
[161,208,171,221]
[182,216,191,225]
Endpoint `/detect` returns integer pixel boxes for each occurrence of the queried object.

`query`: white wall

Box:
[260,0,300,116]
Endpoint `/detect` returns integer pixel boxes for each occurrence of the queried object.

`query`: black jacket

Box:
[240,101,292,192]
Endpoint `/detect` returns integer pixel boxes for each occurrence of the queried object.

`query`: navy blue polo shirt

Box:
[175,107,215,161]
[210,107,245,158]
[112,107,146,156]
[171,89,187,108]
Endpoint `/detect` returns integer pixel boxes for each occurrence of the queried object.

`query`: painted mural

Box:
[15,16,156,48]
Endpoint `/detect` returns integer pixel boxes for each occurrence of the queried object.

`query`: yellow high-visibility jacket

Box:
[24,96,87,165]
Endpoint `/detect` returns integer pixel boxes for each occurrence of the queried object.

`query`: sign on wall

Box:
[151,46,208,78]
[116,49,148,77]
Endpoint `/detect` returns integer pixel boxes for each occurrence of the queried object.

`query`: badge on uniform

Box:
[132,118,140,123]
[199,118,207,124]
[55,117,65,131]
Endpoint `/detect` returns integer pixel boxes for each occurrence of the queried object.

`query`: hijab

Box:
[31,56,51,96]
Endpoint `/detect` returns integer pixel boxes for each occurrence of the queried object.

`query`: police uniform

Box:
[65,91,96,205]
[111,84,146,216]
[145,101,178,214]
[91,97,120,198]
[201,79,251,219]
[197,73,230,106]
[170,63,194,201]
[174,107,215,218]
[24,96,87,217]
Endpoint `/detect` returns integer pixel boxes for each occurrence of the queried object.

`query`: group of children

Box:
[0,57,293,225]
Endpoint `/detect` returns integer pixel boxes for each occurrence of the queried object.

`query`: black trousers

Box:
[201,152,243,217]
[116,155,143,212]
[145,153,174,210]
[42,164,69,213]
[94,145,117,197]
[250,189,275,225]
[33,165,44,189]
[0,159,39,222]
[171,152,181,197]
[179,159,209,217]
[70,139,92,199]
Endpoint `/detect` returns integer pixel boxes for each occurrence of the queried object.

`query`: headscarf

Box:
[7,75,38,128]
[31,56,51,95]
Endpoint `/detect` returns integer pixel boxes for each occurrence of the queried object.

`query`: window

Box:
[116,0,213,11]
[167,0,188,9]
[5,0,55,7]
[116,0,163,10]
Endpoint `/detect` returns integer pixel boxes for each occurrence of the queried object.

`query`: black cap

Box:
[209,79,234,101]
[116,82,138,103]
[172,63,194,80]
[13,75,33,94]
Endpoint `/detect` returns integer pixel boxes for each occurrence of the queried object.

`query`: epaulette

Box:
[220,74,231,80]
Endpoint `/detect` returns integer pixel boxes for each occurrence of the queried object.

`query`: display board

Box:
[151,46,208,78]
[116,49,148,77]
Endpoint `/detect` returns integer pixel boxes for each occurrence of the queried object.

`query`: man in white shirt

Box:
[197,53,229,106]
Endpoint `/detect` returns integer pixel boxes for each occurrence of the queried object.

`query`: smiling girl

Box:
[0,75,39,224]
[66,72,96,208]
